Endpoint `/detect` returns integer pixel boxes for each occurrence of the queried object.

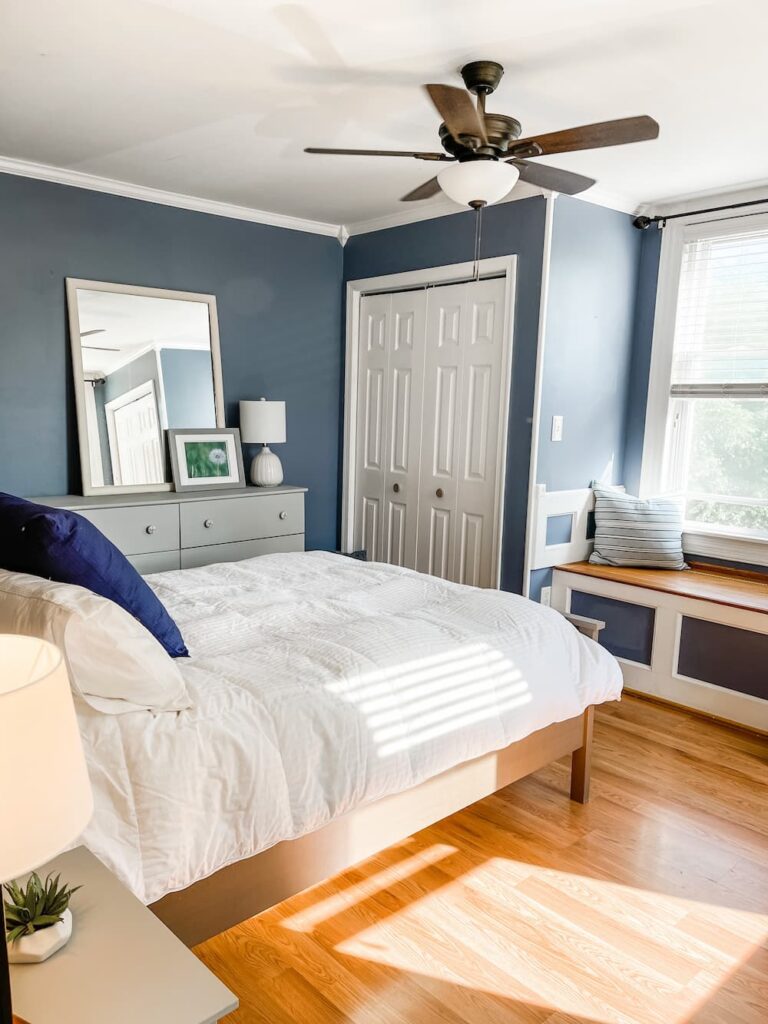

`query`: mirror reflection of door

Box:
[75,288,218,488]
[105,380,163,486]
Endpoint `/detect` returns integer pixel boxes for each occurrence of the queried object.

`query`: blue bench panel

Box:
[570,590,655,665]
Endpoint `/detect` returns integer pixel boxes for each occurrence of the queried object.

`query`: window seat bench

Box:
[552,561,768,733]
[556,561,768,615]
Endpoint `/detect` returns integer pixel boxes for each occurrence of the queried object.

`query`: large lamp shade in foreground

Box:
[0,635,93,1024]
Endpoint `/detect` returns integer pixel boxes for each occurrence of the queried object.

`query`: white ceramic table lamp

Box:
[0,635,94,1024]
[239,399,287,486]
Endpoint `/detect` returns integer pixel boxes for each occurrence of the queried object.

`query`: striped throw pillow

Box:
[589,487,687,570]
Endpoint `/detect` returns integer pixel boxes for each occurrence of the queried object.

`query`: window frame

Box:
[640,204,768,567]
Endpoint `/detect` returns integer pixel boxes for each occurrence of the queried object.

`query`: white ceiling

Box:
[2,0,767,229]
[77,289,211,374]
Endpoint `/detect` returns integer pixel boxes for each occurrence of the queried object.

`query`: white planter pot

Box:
[6,908,72,964]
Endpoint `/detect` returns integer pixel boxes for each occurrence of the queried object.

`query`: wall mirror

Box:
[67,279,225,495]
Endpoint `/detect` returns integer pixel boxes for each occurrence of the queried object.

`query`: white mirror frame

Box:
[66,278,225,496]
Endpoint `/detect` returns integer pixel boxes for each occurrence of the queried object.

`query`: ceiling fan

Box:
[305,60,659,208]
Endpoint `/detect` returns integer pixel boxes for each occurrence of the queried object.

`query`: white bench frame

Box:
[552,567,768,733]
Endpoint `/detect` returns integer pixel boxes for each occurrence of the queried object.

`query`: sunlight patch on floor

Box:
[281,843,457,933]
[320,856,768,1024]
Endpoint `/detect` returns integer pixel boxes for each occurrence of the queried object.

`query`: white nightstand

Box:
[9,847,237,1024]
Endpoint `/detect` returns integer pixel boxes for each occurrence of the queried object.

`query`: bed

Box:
[73,551,621,944]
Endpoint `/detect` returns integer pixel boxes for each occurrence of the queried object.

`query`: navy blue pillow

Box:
[0,493,188,658]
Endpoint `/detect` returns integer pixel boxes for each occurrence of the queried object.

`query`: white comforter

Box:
[76,551,621,904]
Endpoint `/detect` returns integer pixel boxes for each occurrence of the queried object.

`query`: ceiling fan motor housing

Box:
[439,113,522,159]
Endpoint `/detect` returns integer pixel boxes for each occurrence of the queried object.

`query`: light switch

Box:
[551,415,564,442]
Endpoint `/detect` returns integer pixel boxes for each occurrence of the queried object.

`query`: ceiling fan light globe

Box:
[437,160,520,208]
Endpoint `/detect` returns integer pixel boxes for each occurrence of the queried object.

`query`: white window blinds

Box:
[671,227,768,392]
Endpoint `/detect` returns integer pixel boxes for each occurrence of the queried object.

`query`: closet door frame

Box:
[342,256,517,588]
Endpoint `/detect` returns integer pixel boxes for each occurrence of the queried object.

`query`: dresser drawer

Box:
[129,550,182,575]
[180,533,304,569]
[79,504,180,555]
[180,493,304,549]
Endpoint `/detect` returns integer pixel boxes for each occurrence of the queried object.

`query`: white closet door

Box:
[354,291,426,566]
[353,293,390,561]
[416,281,465,580]
[416,276,507,587]
[382,290,426,567]
[454,276,507,587]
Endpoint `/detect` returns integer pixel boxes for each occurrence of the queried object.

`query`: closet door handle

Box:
[393,483,400,493]
[435,488,444,499]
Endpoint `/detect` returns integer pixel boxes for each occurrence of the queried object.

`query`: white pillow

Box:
[0,569,191,715]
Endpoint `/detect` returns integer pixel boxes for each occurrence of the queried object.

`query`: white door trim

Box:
[342,256,517,588]
[522,193,556,597]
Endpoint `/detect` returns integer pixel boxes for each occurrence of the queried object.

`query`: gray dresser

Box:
[38,486,307,573]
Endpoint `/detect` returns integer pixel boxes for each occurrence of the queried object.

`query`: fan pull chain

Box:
[471,201,485,281]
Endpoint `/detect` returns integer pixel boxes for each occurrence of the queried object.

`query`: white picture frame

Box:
[168,428,246,492]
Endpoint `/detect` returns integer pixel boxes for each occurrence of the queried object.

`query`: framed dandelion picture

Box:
[168,428,246,492]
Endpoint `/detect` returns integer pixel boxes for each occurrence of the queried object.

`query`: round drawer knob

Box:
[279,511,288,520]
[145,525,156,535]
[436,488,444,498]
[203,519,213,529]
[393,483,400,493]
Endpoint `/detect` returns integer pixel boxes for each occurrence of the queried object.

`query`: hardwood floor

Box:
[195,696,768,1023]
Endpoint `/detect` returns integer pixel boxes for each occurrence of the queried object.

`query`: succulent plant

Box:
[3,872,81,943]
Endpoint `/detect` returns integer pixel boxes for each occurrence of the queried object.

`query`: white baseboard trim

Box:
[619,662,767,734]
[0,155,344,239]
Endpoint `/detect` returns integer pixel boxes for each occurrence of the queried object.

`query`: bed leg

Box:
[570,706,594,804]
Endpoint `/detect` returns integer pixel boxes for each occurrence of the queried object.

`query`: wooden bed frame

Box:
[151,704,595,946]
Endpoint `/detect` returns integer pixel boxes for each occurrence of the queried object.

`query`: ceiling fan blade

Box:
[510,158,596,195]
[401,176,442,202]
[424,84,488,146]
[510,115,659,156]
[304,147,449,161]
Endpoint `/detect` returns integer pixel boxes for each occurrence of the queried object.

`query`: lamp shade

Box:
[239,399,286,444]
[0,636,93,883]
[437,160,520,208]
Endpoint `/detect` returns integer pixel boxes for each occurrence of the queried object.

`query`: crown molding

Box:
[343,182,545,238]
[343,180,640,238]
[566,184,639,216]
[635,179,768,219]
[0,153,644,245]
[0,155,344,240]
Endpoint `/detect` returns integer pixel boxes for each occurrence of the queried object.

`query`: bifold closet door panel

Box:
[416,281,465,581]
[354,293,390,562]
[382,290,427,569]
[416,277,507,588]
[354,291,427,569]
[454,276,507,588]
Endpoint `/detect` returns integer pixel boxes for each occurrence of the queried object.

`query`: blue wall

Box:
[160,348,217,428]
[622,224,662,495]
[537,195,642,491]
[530,196,642,600]
[343,197,549,594]
[0,172,343,550]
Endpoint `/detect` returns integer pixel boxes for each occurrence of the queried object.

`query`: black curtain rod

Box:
[632,196,768,230]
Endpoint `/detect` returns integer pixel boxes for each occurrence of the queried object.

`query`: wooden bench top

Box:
[556,561,768,616]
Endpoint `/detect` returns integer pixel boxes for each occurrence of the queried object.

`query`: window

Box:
[643,209,768,561]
